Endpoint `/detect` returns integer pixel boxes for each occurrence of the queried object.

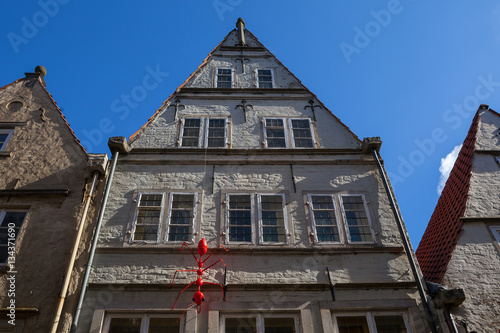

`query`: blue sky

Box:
[2,1,500,247]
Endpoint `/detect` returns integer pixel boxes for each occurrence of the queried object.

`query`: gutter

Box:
[50,172,100,333]
[70,150,119,333]
[371,147,439,333]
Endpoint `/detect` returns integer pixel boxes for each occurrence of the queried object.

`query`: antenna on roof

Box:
[236,18,246,46]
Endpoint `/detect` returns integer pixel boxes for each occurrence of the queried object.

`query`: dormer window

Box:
[256,68,274,88]
[0,130,13,151]
[215,68,234,88]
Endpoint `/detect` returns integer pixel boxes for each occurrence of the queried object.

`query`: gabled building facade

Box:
[0,69,107,332]
[77,20,436,333]
[417,105,500,332]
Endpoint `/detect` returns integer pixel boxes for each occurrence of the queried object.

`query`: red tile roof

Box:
[415,111,479,283]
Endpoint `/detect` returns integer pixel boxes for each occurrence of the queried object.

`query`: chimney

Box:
[236,18,246,46]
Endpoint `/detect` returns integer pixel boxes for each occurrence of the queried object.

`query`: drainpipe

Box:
[371,145,439,333]
[50,171,100,333]
[70,150,119,333]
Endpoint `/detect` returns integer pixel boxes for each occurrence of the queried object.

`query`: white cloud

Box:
[437,145,462,195]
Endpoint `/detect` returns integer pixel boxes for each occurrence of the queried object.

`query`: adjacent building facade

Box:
[76,20,436,333]
[0,69,107,332]
[417,105,500,332]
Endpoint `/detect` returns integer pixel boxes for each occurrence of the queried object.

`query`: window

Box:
[289,118,315,148]
[179,117,228,148]
[263,118,315,149]
[224,193,289,245]
[132,193,164,243]
[216,68,234,88]
[308,194,342,243]
[258,194,288,244]
[333,313,410,333]
[256,68,274,88]
[0,211,27,263]
[104,314,182,333]
[225,194,254,243]
[339,194,374,243]
[308,194,374,244]
[222,314,298,333]
[180,118,202,147]
[130,192,197,244]
[263,118,288,148]
[491,226,500,245]
[167,193,197,242]
[0,130,13,151]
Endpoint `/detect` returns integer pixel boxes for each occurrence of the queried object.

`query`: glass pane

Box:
[0,133,9,149]
[336,316,370,333]
[229,195,252,242]
[374,315,407,333]
[139,194,163,207]
[264,317,296,333]
[258,69,273,88]
[342,196,372,242]
[134,225,158,241]
[225,317,257,333]
[108,318,142,333]
[217,69,233,88]
[137,210,160,225]
[168,194,195,241]
[291,119,313,147]
[182,118,201,147]
[2,212,26,228]
[148,318,180,333]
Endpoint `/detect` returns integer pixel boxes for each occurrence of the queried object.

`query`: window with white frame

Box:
[308,194,342,243]
[167,193,197,242]
[491,226,500,245]
[103,314,183,332]
[332,312,411,333]
[256,68,274,88]
[224,193,289,245]
[225,194,254,243]
[289,118,315,148]
[132,193,164,242]
[215,68,234,88]
[130,192,197,244]
[0,210,27,263]
[0,130,13,151]
[179,117,228,148]
[263,118,315,149]
[339,194,374,243]
[263,118,288,148]
[222,314,298,333]
[308,194,374,244]
[258,194,288,244]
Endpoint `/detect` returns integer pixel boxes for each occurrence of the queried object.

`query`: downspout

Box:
[371,148,439,333]
[50,171,100,333]
[70,150,119,333]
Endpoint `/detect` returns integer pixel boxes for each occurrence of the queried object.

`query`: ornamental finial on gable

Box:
[236,18,246,46]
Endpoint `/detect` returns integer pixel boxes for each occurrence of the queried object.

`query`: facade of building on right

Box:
[416,104,500,332]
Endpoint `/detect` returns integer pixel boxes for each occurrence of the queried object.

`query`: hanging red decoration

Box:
[169,238,228,318]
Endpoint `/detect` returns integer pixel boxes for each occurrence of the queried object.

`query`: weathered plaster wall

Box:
[441,222,500,330]
[0,77,106,332]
